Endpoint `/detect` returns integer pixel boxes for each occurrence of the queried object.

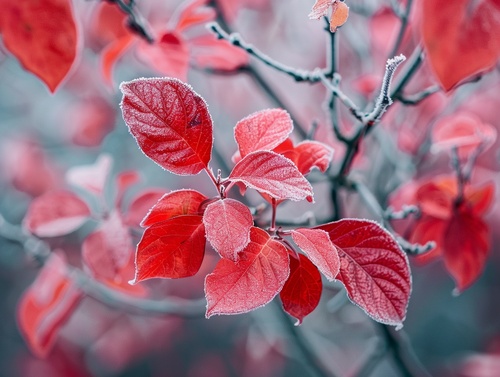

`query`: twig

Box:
[388,0,414,58]
[0,215,206,317]
[397,85,440,105]
[107,0,155,43]
[208,22,323,83]
[391,46,424,99]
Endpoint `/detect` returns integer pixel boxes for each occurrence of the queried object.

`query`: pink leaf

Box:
[66,154,113,196]
[136,32,190,81]
[308,0,334,20]
[82,211,133,281]
[291,228,339,281]
[317,219,411,328]
[189,34,249,71]
[115,170,140,208]
[17,253,82,357]
[205,227,289,317]
[101,35,135,85]
[229,151,314,202]
[280,254,322,325]
[120,78,213,175]
[124,189,165,227]
[203,199,253,261]
[443,211,490,294]
[23,191,91,237]
[174,0,215,31]
[234,109,293,159]
[141,189,208,227]
[0,0,79,92]
[288,141,334,175]
[131,215,206,283]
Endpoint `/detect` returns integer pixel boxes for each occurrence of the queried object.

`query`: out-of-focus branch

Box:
[106,0,155,43]
[389,0,413,58]
[0,214,205,317]
[396,85,440,105]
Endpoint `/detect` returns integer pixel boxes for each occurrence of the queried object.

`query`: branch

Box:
[208,22,323,83]
[388,0,414,58]
[396,85,440,105]
[107,0,155,43]
[0,214,205,317]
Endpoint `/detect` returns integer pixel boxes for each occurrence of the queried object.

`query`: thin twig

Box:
[397,85,440,105]
[391,46,424,98]
[389,0,414,58]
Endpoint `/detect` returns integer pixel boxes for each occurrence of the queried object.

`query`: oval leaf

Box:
[125,188,166,227]
[0,0,79,92]
[141,189,208,227]
[120,78,213,175]
[229,151,314,202]
[280,254,322,325]
[131,215,206,283]
[17,253,82,358]
[290,141,334,175]
[443,212,490,294]
[205,227,289,317]
[317,219,411,328]
[234,109,293,159]
[203,198,253,261]
[82,211,133,281]
[291,228,339,281]
[23,191,91,237]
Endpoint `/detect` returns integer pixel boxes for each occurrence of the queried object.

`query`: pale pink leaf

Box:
[101,35,134,85]
[23,191,91,237]
[291,228,339,281]
[228,151,314,202]
[308,0,335,19]
[66,154,112,195]
[205,227,289,317]
[203,198,253,261]
[120,77,213,175]
[234,109,293,159]
[173,0,215,31]
[290,141,334,175]
[82,211,133,281]
[317,219,411,328]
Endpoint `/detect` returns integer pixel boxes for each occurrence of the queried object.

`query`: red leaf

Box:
[131,215,206,283]
[329,1,349,32]
[0,0,79,92]
[17,253,82,357]
[82,211,133,281]
[125,189,165,227]
[308,0,334,19]
[120,78,213,175]
[234,109,293,159]
[421,0,500,91]
[443,211,490,293]
[467,182,495,217]
[410,216,446,265]
[101,35,135,85]
[65,154,112,196]
[136,32,190,81]
[291,228,339,281]
[229,151,314,202]
[431,112,497,159]
[280,254,322,325]
[23,191,91,237]
[205,227,289,317]
[288,141,334,175]
[141,189,208,227]
[174,0,216,32]
[203,199,253,261]
[91,1,130,45]
[189,34,249,71]
[317,219,411,328]
[115,170,140,208]
[416,181,454,220]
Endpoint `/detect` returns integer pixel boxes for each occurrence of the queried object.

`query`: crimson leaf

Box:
[120,78,213,175]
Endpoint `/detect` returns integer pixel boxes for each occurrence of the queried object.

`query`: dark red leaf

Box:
[120,78,213,175]
[203,199,253,261]
[317,219,411,328]
[443,211,490,294]
[17,253,82,357]
[280,254,322,325]
[141,189,208,227]
[82,211,133,281]
[421,0,500,91]
[131,215,206,283]
[229,151,314,202]
[0,0,79,92]
[205,227,289,317]
[291,228,339,280]
[23,191,91,237]
[234,109,293,159]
